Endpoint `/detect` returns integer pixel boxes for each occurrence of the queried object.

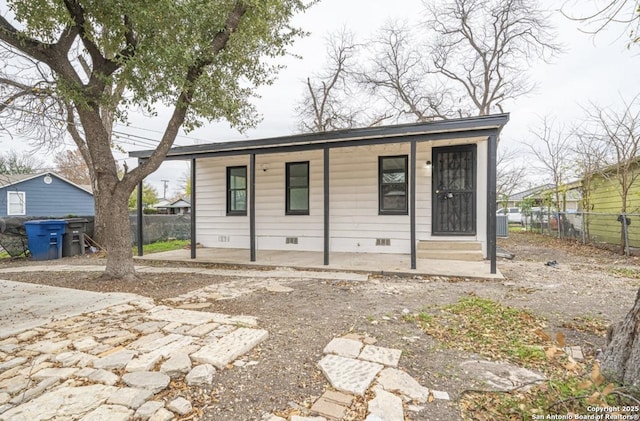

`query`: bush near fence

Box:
[130,214,191,246]
[523,210,640,254]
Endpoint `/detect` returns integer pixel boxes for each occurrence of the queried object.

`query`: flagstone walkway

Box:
[0,265,452,420]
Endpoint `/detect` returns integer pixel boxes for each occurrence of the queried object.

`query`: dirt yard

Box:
[2,232,639,420]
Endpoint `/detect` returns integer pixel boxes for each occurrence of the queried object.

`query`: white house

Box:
[131,114,509,274]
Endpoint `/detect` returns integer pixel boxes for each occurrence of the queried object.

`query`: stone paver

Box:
[0,279,269,421]
[0,357,26,371]
[134,401,165,420]
[459,360,545,392]
[565,346,584,361]
[366,387,404,421]
[191,328,269,369]
[81,404,133,421]
[377,368,430,402]
[92,349,137,370]
[121,372,170,394]
[108,387,155,409]
[31,367,78,381]
[432,390,450,400]
[126,353,162,373]
[148,407,174,421]
[323,338,363,358]
[311,396,347,420]
[167,397,192,415]
[358,345,402,367]
[85,369,120,386]
[0,265,454,421]
[317,355,383,395]
[0,384,116,420]
[320,390,353,406]
[186,364,216,386]
[160,352,192,378]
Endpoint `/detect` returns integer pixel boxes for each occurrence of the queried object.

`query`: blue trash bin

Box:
[24,220,67,261]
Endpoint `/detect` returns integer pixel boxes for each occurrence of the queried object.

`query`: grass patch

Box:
[136,239,189,254]
[610,266,640,279]
[409,296,548,369]
[404,296,640,419]
[561,316,608,337]
[0,250,10,259]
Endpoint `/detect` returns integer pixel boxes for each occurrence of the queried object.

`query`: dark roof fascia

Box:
[130,113,509,161]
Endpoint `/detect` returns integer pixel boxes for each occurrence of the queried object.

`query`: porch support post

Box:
[250,153,256,262]
[323,146,330,265]
[487,134,498,274]
[190,158,197,259]
[136,165,143,257]
[410,140,417,270]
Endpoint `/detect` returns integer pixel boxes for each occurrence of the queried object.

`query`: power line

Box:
[0,102,193,148]
[114,122,209,145]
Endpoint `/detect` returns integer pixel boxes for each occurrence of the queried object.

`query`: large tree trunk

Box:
[80,108,138,281]
[94,177,136,281]
[601,288,640,386]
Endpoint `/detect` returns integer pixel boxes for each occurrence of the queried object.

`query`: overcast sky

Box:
[2,1,639,197]
[138,0,640,197]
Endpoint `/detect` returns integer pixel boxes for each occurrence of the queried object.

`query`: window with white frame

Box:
[7,191,26,215]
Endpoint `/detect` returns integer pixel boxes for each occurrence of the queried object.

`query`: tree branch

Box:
[127,2,247,189]
[0,16,55,64]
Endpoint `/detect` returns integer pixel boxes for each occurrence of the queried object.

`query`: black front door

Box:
[432,144,477,235]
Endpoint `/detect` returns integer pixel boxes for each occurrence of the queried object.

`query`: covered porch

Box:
[134,247,503,279]
[131,114,509,277]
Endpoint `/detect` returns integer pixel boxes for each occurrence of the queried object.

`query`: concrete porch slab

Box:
[134,248,503,279]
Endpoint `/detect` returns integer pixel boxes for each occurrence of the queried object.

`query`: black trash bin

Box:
[62,218,88,257]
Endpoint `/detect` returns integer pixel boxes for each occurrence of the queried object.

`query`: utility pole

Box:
[161,180,169,199]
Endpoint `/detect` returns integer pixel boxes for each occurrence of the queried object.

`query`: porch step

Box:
[417,241,483,261]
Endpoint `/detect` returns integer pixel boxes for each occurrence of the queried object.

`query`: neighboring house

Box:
[583,161,640,247]
[530,181,583,212]
[155,197,191,215]
[0,172,94,217]
[500,184,553,209]
[131,114,509,273]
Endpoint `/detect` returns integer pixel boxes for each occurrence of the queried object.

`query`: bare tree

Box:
[0,149,44,175]
[53,149,91,185]
[563,0,640,47]
[297,30,392,132]
[526,116,576,217]
[297,30,361,132]
[357,23,456,121]
[425,0,561,116]
[496,145,528,206]
[586,96,640,217]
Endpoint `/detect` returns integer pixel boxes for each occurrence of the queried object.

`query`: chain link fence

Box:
[130,214,191,246]
[522,210,640,255]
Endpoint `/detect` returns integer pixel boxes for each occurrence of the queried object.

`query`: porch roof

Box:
[130,113,509,161]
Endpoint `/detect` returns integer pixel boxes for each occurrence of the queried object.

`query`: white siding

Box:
[195,137,490,256]
[330,144,409,253]
[196,156,250,248]
[255,152,324,251]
